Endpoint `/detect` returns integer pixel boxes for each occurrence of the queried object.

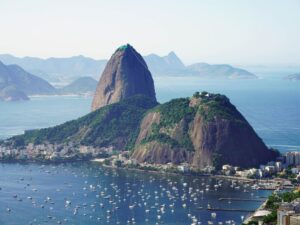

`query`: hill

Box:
[2,93,277,168]
[132,92,275,168]
[187,63,257,79]
[4,95,157,158]
[0,61,56,101]
[58,77,98,95]
[0,86,29,101]
[143,51,189,75]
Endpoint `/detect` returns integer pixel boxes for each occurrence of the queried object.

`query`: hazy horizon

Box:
[2,50,300,70]
[1,0,300,65]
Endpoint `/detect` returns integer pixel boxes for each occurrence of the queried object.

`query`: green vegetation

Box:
[262,211,277,224]
[116,44,130,52]
[243,190,300,225]
[192,91,200,98]
[157,98,196,126]
[140,92,247,152]
[196,92,245,123]
[212,153,222,169]
[141,98,196,151]
[265,190,300,211]
[276,165,297,180]
[10,95,158,151]
[8,91,248,156]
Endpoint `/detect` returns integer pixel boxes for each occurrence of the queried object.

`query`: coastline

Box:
[90,159,284,185]
[0,155,291,189]
[94,160,275,225]
[243,198,270,224]
[90,159,266,183]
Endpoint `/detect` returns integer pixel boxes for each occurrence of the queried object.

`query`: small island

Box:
[284,73,300,81]
[58,76,98,95]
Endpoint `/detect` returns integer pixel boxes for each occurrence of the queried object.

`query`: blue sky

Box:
[0,0,299,65]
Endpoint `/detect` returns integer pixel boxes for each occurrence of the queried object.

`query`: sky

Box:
[0,0,299,65]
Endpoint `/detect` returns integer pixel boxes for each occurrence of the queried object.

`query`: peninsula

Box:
[0,45,277,171]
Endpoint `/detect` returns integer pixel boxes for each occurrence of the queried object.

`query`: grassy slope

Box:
[9,95,158,150]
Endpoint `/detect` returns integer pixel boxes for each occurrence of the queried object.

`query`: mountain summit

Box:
[91,44,156,111]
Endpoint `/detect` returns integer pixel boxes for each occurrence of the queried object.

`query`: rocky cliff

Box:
[91,44,156,111]
[131,92,277,169]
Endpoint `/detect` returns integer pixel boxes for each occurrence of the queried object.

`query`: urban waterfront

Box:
[0,78,299,224]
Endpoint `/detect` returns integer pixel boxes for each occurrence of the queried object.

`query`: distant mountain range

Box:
[0,52,257,82]
[2,45,276,168]
[0,60,101,101]
[0,54,106,83]
[0,50,258,101]
[144,51,188,75]
[0,61,56,101]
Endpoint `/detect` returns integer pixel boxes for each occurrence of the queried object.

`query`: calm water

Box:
[0,162,270,225]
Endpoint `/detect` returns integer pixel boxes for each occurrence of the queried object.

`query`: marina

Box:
[218,198,267,202]
[0,162,271,225]
[207,208,255,213]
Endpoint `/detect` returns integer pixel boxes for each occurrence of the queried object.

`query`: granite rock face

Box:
[91,44,156,111]
[131,93,278,169]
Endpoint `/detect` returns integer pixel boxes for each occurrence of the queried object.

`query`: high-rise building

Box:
[286,152,295,165]
[295,153,300,166]
[286,152,300,166]
[290,214,300,225]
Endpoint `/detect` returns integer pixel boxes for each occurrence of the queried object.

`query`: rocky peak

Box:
[164,51,185,69]
[91,44,156,111]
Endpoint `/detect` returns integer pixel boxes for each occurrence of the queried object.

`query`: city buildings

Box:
[286,152,300,166]
[277,199,300,225]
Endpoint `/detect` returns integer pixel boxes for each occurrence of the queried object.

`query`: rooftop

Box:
[253,210,271,218]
